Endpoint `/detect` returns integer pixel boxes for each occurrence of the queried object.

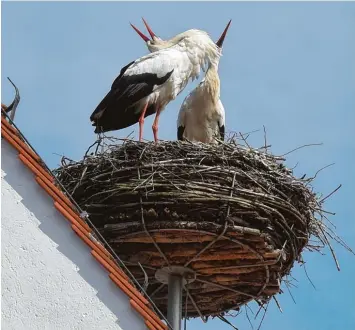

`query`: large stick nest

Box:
[54,136,344,320]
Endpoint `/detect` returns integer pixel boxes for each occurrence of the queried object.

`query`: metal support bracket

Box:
[155,266,196,330]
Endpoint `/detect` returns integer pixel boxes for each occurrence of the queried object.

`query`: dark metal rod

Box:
[168,274,183,330]
[7,77,20,121]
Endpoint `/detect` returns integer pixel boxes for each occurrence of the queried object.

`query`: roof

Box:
[1,108,167,330]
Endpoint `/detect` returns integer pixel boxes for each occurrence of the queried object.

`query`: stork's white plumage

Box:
[178,21,231,144]
[131,19,231,144]
[90,28,221,142]
[177,71,226,143]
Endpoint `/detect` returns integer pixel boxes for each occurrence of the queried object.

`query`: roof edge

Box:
[1,111,167,330]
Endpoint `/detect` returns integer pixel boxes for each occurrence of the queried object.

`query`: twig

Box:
[138,262,149,292]
[263,125,268,153]
[257,300,270,330]
[306,163,335,184]
[319,184,342,203]
[217,315,239,330]
[84,138,101,158]
[245,305,254,329]
[318,223,341,271]
[254,301,266,319]
[285,282,296,304]
[239,131,252,149]
[273,296,283,313]
[279,143,323,157]
[302,263,317,290]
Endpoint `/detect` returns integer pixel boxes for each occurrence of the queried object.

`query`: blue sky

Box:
[2,1,355,329]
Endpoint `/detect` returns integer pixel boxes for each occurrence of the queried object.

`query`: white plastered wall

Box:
[1,139,146,330]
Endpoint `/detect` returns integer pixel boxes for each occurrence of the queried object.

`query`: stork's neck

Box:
[200,63,221,103]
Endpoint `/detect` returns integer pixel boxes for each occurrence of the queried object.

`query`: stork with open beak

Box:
[130,18,170,53]
[131,19,231,144]
[90,26,221,142]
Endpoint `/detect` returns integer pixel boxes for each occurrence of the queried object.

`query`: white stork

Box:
[90,28,221,142]
[130,19,231,144]
[177,21,230,144]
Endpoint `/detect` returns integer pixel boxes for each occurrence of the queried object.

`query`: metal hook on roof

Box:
[2,77,21,121]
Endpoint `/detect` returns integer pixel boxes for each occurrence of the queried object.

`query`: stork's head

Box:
[130,18,169,53]
[131,18,231,55]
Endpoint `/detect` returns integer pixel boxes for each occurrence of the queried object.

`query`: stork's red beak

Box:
[216,20,232,48]
[130,22,150,42]
[142,17,157,39]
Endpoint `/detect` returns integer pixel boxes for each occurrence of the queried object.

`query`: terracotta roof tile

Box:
[1,112,167,330]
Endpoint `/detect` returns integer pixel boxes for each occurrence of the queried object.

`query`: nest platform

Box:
[54,138,329,319]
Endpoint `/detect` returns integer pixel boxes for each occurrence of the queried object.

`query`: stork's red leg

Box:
[138,102,149,142]
[152,106,162,143]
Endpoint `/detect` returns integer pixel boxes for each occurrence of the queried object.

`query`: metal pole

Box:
[167,274,183,330]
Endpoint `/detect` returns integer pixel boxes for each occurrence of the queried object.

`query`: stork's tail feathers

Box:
[90,90,114,132]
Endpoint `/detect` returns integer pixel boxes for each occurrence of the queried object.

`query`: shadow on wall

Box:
[1,139,144,330]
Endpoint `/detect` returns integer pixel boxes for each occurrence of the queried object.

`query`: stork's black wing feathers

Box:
[90,60,174,133]
[177,126,185,141]
[111,61,135,90]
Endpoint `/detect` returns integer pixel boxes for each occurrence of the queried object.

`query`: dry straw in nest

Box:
[54,135,351,321]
